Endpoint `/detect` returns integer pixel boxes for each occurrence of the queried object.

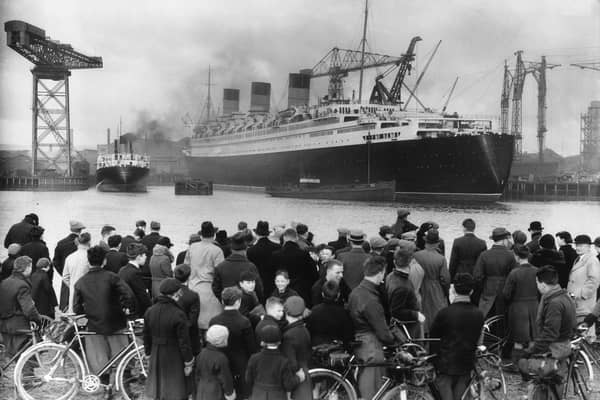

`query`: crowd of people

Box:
[1,210,600,400]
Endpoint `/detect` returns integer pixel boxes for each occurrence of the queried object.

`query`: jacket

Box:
[195,345,234,400]
[531,287,576,355]
[306,299,354,346]
[73,267,134,335]
[391,218,418,237]
[20,239,49,269]
[502,263,539,343]
[141,232,163,278]
[247,237,281,297]
[246,348,301,400]
[311,276,350,306]
[63,247,90,313]
[150,244,174,298]
[178,285,201,356]
[526,233,542,254]
[119,263,152,318]
[530,248,566,288]
[385,269,420,322]
[255,315,286,345]
[413,247,450,332]
[327,237,348,252]
[105,249,129,274]
[0,272,41,334]
[4,219,34,248]
[30,269,58,319]
[448,233,487,281]
[272,241,318,307]
[281,320,313,400]
[348,279,394,344]
[558,245,578,288]
[430,299,485,375]
[567,252,600,317]
[52,233,78,275]
[143,296,193,400]
[473,244,517,317]
[213,253,263,301]
[337,247,370,290]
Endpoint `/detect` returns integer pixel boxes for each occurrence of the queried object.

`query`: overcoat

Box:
[3,219,34,248]
[30,269,58,319]
[272,241,318,306]
[567,253,600,317]
[337,247,369,290]
[530,248,566,288]
[281,320,313,400]
[448,233,487,280]
[473,244,517,317]
[212,253,264,301]
[178,285,201,356]
[246,348,301,400]
[413,247,450,332]
[195,345,234,400]
[20,239,49,269]
[558,245,578,288]
[143,296,193,400]
[502,263,539,343]
[247,237,281,297]
[150,245,174,298]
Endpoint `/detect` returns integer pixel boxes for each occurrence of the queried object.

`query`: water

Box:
[0,186,599,260]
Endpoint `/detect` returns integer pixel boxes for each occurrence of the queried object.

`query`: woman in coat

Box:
[144,279,194,400]
[150,239,174,298]
[413,231,450,334]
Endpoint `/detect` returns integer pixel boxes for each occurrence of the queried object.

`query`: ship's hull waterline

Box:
[96,165,150,193]
[185,133,514,203]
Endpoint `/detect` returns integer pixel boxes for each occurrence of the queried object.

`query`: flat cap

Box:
[425,229,440,244]
[206,324,229,347]
[70,220,85,231]
[159,278,182,295]
[284,296,306,317]
[259,324,281,344]
[369,236,387,250]
[150,221,161,230]
[397,208,410,217]
[490,227,511,241]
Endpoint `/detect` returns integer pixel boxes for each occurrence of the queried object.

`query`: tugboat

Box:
[96,139,150,192]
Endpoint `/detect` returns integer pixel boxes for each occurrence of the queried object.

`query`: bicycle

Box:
[13,314,148,400]
[462,346,507,400]
[481,315,508,358]
[0,315,53,379]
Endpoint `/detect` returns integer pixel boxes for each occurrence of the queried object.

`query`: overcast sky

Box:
[1,0,598,155]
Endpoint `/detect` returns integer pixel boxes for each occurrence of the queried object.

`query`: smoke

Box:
[132,110,180,143]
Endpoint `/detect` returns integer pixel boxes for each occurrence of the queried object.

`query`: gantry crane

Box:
[4,20,102,176]
[571,62,600,72]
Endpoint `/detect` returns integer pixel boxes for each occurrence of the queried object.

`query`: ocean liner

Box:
[96,139,150,192]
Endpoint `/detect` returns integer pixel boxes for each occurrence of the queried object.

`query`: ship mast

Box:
[207,65,212,122]
[357,0,368,104]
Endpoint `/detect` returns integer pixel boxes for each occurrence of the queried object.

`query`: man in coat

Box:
[526,221,544,254]
[391,208,418,237]
[448,218,487,281]
[30,258,58,319]
[310,259,351,306]
[53,220,85,310]
[306,281,354,346]
[150,237,174,298]
[213,232,264,302]
[567,234,600,341]
[0,256,41,357]
[143,278,194,400]
[3,213,38,248]
[530,234,566,284]
[63,232,92,313]
[337,230,370,290]
[119,243,152,318]
[105,235,129,274]
[271,228,318,307]
[73,246,134,386]
[174,264,201,356]
[555,231,578,288]
[19,226,49,268]
[327,227,349,252]
[473,227,517,320]
[247,220,281,297]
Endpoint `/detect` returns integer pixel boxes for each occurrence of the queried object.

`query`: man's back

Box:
[105,249,129,274]
[209,309,257,372]
[213,254,263,300]
[272,242,317,305]
[119,263,151,318]
[4,220,33,248]
[449,234,487,280]
[337,248,369,290]
[53,233,78,274]
[247,237,280,296]
[186,240,224,286]
[0,274,40,330]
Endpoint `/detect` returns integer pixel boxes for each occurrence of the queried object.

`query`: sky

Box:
[0,0,599,155]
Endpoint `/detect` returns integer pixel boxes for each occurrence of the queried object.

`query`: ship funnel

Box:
[288,71,311,108]
[223,88,240,116]
[249,82,271,113]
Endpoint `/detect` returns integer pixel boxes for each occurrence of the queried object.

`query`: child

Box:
[246,324,304,400]
[238,271,264,324]
[196,324,236,400]
[271,270,299,303]
[255,297,286,345]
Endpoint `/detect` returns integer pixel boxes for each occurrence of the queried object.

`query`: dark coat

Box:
[178,285,201,356]
[531,248,567,288]
[413,247,450,332]
[306,299,354,346]
[105,249,129,274]
[143,296,193,400]
[52,233,78,275]
[0,272,41,336]
[30,269,57,319]
[272,241,318,307]
[4,220,34,248]
[391,218,419,237]
[73,267,134,335]
[119,263,152,318]
[430,300,485,375]
[327,236,349,252]
[247,237,281,298]
[141,232,162,278]
[337,247,370,290]
[531,288,576,355]
[1,255,18,281]
[558,245,578,288]
[195,345,234,400]
[119,235,137,254]
[448,233,487,281]
[255,315,286,345]
[176,250,187,266]
[526,233,542,254]
[385,270,420,329]
[473,244,517,317]
[246,348,301,400]
[281,320,313,400]
[270,287,299,303]
[20,239,50,269]
[212,253,264,301]
[311,276,350,306]
[209,309,258,397]
[502,263,539,343]
[348,280,395,344]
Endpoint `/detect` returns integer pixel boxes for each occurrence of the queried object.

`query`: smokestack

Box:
[249,82,271,113]
[223,89,240,116]
[107,128,111,148]
[288,70,311,108]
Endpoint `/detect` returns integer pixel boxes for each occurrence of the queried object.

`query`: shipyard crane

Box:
[500,60,512,135]
[570,62,600,72]
[4,20,102,176]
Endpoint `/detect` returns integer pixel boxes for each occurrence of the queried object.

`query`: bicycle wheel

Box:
[380,384,437,400]
[569,362,590,400]
[482,315,507,357]
[573,348,594,382]
[310,368,358,400]
[14,342,84,400]
[116,346,148,400]
[467,355,507,400]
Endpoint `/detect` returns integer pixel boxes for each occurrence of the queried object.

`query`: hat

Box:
[379,225,392,235]
[400,231,417,241]
[200,221,216,237]
[206,325,229,348]
[490,227,511,241]
[284,296,306,317]
[237,221,248,231]
[349,229,365,243]
[397,208,410,218]
[594,237,600,247]
[150,221,161,230]
[13,256,32,273]
[512,230,527,245]
[159,278,182,295]
[337,227,350,235]
[69,220,85,231]
[574,235,592,245]
[254,220,271,236]
[259,324,281,344]
[539,234,555,250]
[425,229,440,244]
[188,233,202,244]
[127,243,147,258]
[369,236,387,250]
[231,232,247,251]
[424,221,440,230]
[36,257,51,270]
[30,226,44,238]
[25,213,39,225]
[528,221,543,232]
[7,243,21,255]
[513,244,530,259]
[157,236,173,248]
[135,220,146,227]
[296,223,308,235]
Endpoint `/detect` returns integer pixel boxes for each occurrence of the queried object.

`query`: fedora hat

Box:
[490,227,511,241]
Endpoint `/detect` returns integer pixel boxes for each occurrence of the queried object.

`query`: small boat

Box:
[174,179,213,195]
[266,179,395,202]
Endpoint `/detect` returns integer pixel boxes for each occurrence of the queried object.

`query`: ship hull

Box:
[185,134,514,202]
[96,166,149,193]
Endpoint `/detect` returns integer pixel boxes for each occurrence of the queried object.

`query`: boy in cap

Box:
[30,258,58,319]
[281,296,312,400]
[195,324,235,400]
[119,243,152,318]
[246,324,304,400]
[238,271,264,324]
[255,297,286,346]
[175,264,201,355]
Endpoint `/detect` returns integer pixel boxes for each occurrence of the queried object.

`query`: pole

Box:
[64,72,72,176]
[404,40,441,110]
[358,0,368,103]
[207,65,212,121]
[31,72,38,176]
